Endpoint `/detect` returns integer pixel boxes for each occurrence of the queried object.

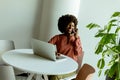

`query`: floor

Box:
[15,74,44,80]
[16,75,36,80]
[16,76,28,80]
[15,73,34,80]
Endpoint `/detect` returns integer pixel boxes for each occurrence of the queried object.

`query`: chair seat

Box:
[60,74,77,80]
[61,63,95,80]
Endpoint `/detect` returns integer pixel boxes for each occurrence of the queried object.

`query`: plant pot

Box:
[105,75,115,80]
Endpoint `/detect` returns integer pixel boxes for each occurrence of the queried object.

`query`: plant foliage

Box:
[86,12,120,79]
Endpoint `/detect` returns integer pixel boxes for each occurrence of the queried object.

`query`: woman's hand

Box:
[74,28,79,38]
[55,52,61,56]
[68,28,78,38]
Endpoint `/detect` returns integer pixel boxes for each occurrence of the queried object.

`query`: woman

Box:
[48,14,83,80]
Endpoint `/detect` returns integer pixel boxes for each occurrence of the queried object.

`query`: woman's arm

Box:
[48,35,59,44]
[74,37,82,56]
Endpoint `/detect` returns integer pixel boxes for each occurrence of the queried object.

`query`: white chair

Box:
[60,52,84,80]
[76,51,84,73]
[0,40,15,65]
[61,63,95,80]
[0,40,26,76]
[0,65,16,80]
[75,63,95,80]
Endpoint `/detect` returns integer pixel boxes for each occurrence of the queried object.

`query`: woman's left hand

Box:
[74,28,78,38]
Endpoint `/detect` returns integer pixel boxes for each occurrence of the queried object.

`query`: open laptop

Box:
[31,39,66,61]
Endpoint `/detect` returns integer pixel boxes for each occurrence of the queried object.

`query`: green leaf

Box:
[115,27,120,33]
[109,34,117,44]
[102,49,109,57]
[104,69,109,75]
[86,23,100,30]
[98,25,107,32]
[111,12,120,18]
[97,58,105,69]
[109,19,118,23]
[107,23,112,33]
[95,44,104,54]
[95,32,106,37]
[108,62,117,78]
[111,45,120,53]
[108,55,117,66]
[98,70,102,77]
[99,35,110,44]
[98,29,106,33]
[100,33,116,44]
[117,61,120,79]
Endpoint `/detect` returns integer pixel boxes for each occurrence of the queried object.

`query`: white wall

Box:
[0,0,120,79]
[0,0,42,48]
[37,0,80,41]
[78,0,120,80]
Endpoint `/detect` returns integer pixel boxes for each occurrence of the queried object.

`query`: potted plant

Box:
[86,12,120,80]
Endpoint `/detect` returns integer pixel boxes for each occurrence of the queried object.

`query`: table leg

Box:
[26,73,48,80]
[36,74,44,80]
[27,73,34,80]
[43,75,48,80]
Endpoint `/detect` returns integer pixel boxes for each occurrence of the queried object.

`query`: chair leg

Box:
[36,74,44,80]
[27,73,34,80]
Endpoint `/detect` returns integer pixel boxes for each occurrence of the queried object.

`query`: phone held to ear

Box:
[73,28,78,38]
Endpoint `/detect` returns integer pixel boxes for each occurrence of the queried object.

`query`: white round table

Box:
[2,49,78,80]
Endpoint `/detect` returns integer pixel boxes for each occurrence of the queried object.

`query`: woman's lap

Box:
[48,71,76,80]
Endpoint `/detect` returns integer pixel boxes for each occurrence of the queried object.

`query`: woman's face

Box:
[66,22,75,34]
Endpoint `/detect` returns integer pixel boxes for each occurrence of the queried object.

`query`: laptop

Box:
[31,39,66,61]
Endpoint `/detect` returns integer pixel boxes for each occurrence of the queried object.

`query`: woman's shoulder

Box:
[53,34,65,37]
[49,34,66,41]
[48,34,65,43]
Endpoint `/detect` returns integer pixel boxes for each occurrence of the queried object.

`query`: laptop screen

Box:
[31,39,57,61]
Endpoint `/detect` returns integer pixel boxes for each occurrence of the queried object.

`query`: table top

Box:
[2,49,78,75]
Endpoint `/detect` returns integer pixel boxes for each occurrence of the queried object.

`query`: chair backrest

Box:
[0,65,16,80]
[0,40,15,64]
[75,63,95,80]
[76,51,84,73]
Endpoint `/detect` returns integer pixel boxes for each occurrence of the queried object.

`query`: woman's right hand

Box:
[55,52,61,56]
